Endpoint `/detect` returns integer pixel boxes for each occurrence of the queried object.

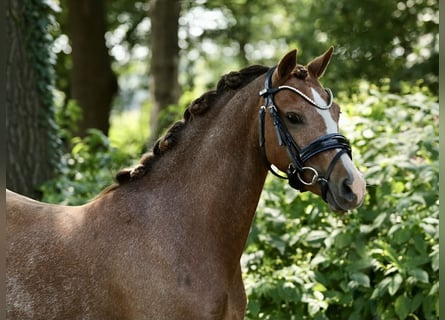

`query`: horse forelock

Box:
[291,64,308,80]
[109,65,269,188]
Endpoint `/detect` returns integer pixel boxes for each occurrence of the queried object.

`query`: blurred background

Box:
[6,0,438,318]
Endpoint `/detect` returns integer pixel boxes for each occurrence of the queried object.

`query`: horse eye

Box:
[286,112,304,125]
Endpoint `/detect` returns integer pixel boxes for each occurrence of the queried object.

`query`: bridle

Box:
[258,66,352,201]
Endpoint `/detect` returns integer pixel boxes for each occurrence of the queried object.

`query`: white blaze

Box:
[310,88,338,134]
[310,87,355,177]
[309,87,367,207]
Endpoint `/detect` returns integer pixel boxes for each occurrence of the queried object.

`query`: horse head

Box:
[260,47,366,212]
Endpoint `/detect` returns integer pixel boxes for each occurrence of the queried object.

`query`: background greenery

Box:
[243,83,439,319]
[17,0,438,318]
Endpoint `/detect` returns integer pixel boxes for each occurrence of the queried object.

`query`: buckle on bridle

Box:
[296,167,320,186]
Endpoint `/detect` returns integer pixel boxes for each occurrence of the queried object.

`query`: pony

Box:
[6,47,366,319]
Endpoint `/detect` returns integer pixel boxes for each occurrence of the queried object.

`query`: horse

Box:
[6,47,366,319]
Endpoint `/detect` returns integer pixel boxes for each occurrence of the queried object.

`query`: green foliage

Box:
[109,102,151,155]
[184,0,438,94]
[54,99,83,142]
[40,129,133,205]
[243,83,438,319]
[24,0,58,111]
[308,0,438,94]
[41,95,150,205]
[156,103,185,137]
[24,0,62,167]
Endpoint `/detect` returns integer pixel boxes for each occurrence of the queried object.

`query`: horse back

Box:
[6,190,129,319]
[7,189,61,226]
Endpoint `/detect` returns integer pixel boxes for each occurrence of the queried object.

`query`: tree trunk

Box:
[67,0,117,137]
[6,0,58,199]
[149,0,181,144]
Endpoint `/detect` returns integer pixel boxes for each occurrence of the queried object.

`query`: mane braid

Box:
[113,65,269,186]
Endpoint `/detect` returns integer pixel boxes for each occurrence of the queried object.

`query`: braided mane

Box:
[113,65,269,186]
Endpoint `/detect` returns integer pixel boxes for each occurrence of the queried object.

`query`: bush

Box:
[40,129,133,205]
[243,83,439,319]
[41,101,148,205]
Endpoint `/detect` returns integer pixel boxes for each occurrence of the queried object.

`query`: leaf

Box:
[429,282,439,296]
[259,234,287,255]
[308,302,321,317]
[313,282,327,292]
[392,226,412,244]
[350,272,370,288]
[307,298,327,317]
[372,212,388,229]
[431,250,439,271]
[371,277,392,299]
[247,300,260,316]
[420,222,437,236]
[334,231,353,249]
[305,230,328,242]
[395,294,411,319]
[422,217,439,225]
[388,274,403,296]
[408,268,429,284]
[310,254,327,267]
[412,235,427,254]
[359,224,373,234]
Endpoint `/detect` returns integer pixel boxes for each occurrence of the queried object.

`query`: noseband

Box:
[258,67,352,201]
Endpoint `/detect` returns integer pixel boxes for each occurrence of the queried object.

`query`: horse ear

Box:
[275,49,297,81]
[307,46,334,79]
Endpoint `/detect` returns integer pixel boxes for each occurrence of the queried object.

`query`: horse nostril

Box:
[341,179,357,203]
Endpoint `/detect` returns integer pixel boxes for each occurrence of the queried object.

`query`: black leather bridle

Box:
[258,66,352,201]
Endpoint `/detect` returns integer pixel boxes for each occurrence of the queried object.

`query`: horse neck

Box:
[168,79,266,241]
[106,76,268,266]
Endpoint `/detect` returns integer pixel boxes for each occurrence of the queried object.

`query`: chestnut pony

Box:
[6,48,366,319]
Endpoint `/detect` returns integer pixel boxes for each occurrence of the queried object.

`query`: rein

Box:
[258,66,352,201]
